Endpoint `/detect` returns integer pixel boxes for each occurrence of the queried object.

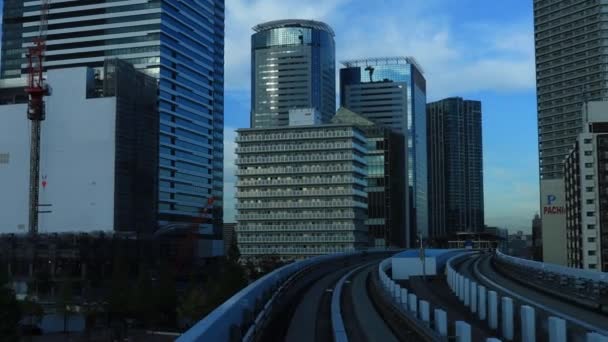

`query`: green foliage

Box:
[0,269,21,342]
[177,259,248,329]
[227,239,241,263]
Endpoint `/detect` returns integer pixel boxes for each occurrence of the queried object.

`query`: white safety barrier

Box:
[419,300,430,323]
[548,316,566,342]
[434,309,447,336]
[501,297,514,341]
[455,321,471,342]
[447,253,608,342]
[488,290,498,330]
[520,305,535,342]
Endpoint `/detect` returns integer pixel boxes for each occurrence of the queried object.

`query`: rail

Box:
[177,249,394,342]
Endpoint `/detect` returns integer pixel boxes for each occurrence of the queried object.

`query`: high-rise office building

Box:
[250,19,335,128]
[0,61,158,233]
[1,0,225,232]
[427,97,484,239]
[532,0,608,264]
[331,107,406,247]
[234,122,368,261]
[564,101,608,272]
[340,57,427,245]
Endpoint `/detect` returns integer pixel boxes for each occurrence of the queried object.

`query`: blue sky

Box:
[222,0,539,232]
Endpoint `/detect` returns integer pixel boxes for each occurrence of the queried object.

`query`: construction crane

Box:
[25,0,51,235]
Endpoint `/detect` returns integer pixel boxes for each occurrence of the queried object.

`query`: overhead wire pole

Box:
[25,0,51,236]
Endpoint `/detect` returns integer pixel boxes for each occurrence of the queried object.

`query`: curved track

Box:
[342,263,399,342]
[470,254,608,335]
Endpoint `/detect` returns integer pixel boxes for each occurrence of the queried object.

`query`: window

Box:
[585,174,594,180]
[585,162,593,168]
[588,250,596,256]
[588,237,596,243]
[586,186,594,192]
[584,138,592,144]
[588,224,596,230]
[584,150,593,156]
[586,199,595,204]
[589,264,597,269]
[587,212,595,217]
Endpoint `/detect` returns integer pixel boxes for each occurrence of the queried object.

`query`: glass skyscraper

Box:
[250,19,335,128]
[340,57,427,245]
[1,0,225,232]
[427,97,484,239]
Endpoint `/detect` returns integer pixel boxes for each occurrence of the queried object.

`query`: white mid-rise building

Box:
[234,124,369,261]
[564,101,608,272]
[0,61,158,234]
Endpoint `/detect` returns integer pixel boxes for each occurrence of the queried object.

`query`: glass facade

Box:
[340,57,427,244]
[427,98,484,239]
[1,0,225,232]
[251,20,335,128]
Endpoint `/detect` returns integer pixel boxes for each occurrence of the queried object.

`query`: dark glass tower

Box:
[427,97,484,238]
[340,57,427,245]
[251,19,335,128]
[1,0,225,232]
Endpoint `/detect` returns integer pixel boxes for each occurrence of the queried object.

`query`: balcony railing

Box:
[236,142,365,154]
[236,211,358,221]
[239,246,357,255]
[236,188,367,198]
[235,153,365,165]
[235,224,357,232]
[236,130,355,142]
[237,235,357,243]
[235,165,364,176]
[236,176,366,187]
[236,200,366,210]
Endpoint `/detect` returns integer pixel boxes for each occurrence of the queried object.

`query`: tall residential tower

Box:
[532,0,608,263]
[1,0,225,232]
[250,19,336,128]
[340,57,427,245]
[427,97,484,240]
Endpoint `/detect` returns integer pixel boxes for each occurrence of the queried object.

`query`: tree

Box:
[0,269,20,342]
[57,280,73,333]
[153,261,177,328]
[227,239,241,263]
[177,286,207,329]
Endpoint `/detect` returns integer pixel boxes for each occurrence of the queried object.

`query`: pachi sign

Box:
[543,194,565,215]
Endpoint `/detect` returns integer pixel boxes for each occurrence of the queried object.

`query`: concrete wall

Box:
[541,178,567,265]
[0,67,116,233]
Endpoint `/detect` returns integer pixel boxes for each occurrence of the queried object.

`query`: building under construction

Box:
[0,59,158,235]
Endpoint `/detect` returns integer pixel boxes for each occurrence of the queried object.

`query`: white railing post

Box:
[501,297,514,341]
[455,321,472,342]
[478,285,487,320]
[400,288,408,307]
[488,290,498,330]
[419,300,430,323]
[408,293,418,314]
[548,316,566,342]
[520,305,535,342]
[434,309,448,337]
[470,281,477,314]
[464,278,470,306]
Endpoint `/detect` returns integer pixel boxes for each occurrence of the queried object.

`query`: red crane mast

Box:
[25,0,51,235]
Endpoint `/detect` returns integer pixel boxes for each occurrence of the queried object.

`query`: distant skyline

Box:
[222,0,538,233]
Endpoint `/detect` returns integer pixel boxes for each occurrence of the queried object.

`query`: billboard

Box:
[540,179,567,265]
